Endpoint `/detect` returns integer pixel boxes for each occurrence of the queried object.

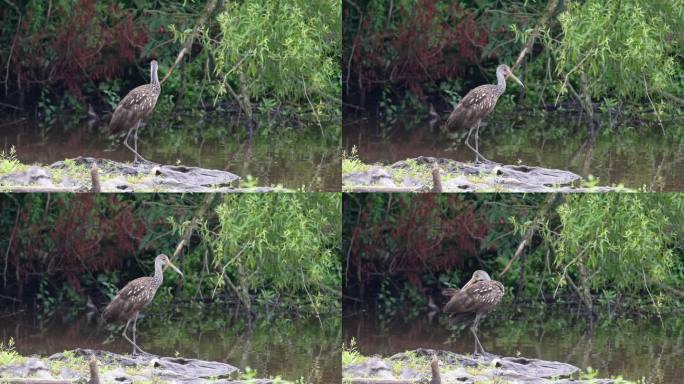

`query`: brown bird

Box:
[109,60,161,163]
[446,64,524,163]
[102,254,183,355]
[442,270,504,355]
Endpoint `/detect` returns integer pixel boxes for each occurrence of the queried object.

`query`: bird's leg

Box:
[470,314,486,356]
[463,124,477,161]
[131,312,149,355]
[122,121,152,164]
[472,122,492,164]
[132,123,153,164]
[121,318,136,355]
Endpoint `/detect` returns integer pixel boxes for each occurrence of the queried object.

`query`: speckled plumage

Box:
[444,65,523,163]
[445,83,504,131]
[109,61,161,133]
[442,270,504,316]
[108,60,161,163]
[102,254,182,354]
[442,270,505,355]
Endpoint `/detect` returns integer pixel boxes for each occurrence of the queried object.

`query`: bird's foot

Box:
[132,156,157,165]
[132,347,151,356]
[473,351,495,360]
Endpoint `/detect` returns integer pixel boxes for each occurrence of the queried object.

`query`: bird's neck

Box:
[153,259,164,286]
[151,67,159,87]
[495,71,507,96]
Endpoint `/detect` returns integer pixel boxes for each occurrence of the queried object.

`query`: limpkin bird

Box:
[442,270,504,355]
[109,60,161,163]
[102,254,182,355]
[446,64,524,163]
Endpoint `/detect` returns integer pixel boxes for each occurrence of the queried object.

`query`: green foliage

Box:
[540,194,684,314]
[344,194,684,318]
[0,338,24,366]
[552,0,683,101]
[342,338,367,366]
[198,193,342,316]
[210,0,341,117]
[0,147,26,176]
[341,146,370,175]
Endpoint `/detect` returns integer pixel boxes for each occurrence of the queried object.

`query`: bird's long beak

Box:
[509,73,524,88]
[166,261,184,277]
[461,275,479,290]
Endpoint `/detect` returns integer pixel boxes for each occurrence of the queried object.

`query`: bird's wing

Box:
[445,85,496,130]
[442,280,504,314]
[108,84,155,132]
[442,288,460,297]
[101,277,151,322]
[115,277,152,300]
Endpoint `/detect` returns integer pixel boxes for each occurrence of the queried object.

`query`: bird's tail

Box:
[441,288,460,297]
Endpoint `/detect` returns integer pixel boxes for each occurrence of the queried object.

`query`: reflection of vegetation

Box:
[343,194,684,319]
[139,308,340,383]
[347,308,678,382]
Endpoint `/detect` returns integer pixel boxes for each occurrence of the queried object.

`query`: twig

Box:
[512,0,559,70]
[302,76,324,137]
[160,0,219,85]
[500,193,561,277]
[300,266,322,327]
[643,76,665,135]
[3,0,21,96]
[641,267,664,328]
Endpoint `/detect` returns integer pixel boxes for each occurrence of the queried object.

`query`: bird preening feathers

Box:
[109,60,161,164]
[442,270,505,355]
[102,254,183,355]
[445,64,524,163]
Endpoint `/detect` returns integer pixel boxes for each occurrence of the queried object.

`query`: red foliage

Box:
[348,195,489,290]
[7,195,147,293]
[349,0,489,97]
[10,0,147,101]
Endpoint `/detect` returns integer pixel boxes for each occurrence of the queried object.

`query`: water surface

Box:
[343,309,683,383]
[0,310,340,383]
[1,116,340,191]
[344,111,684,191]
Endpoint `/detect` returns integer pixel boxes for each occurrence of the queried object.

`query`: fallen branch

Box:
[90,164,101,193]
[431,166,442,193]
[88,355,100,384]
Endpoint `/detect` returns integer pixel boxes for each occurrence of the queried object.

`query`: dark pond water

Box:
[0,310,340,383]
[344,111,684,191]
[0,116,340,191]
[343,309,684,383]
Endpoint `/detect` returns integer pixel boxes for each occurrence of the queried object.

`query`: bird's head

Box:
[460,270,492,290]
[497,64,524,88]
[151,60,158,71]
[471,270,492,282]
[156,254,183,277]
